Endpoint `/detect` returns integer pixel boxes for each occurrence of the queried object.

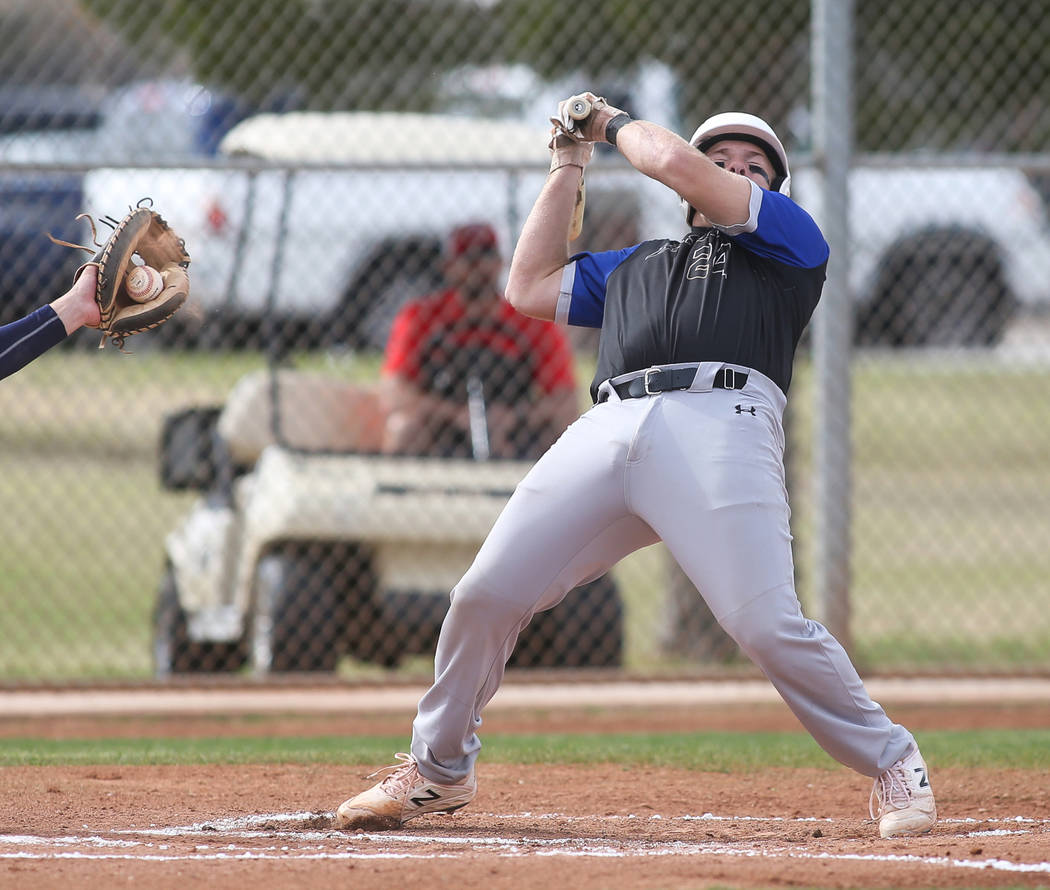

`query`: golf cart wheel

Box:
[251,542,377,674]
[153,565,246,676]
[510,574,624,668]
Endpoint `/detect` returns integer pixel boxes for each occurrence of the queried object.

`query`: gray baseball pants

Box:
[411,362,914,783]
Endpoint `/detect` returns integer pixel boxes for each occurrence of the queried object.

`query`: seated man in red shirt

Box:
[381,223,579,459]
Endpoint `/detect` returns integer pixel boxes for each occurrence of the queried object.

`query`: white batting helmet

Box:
[682,112,791,223]
[690,111,790,194]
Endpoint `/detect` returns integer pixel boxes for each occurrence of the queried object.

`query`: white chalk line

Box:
[2,810,1048,874]
[99,810,1050,833]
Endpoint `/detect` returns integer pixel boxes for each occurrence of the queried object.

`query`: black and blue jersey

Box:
[556,181,830,401]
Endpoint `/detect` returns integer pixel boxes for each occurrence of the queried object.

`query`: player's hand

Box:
[551,92,627,144]
[548,129,593,173]
[68,264,101,329]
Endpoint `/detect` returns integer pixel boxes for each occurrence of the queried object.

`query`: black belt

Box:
[600,366,749,402]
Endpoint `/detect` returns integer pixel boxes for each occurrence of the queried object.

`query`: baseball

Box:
[125,264,164,303]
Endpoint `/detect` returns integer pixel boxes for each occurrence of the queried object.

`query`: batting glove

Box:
[548,130,593,173]
[551,92,632,145]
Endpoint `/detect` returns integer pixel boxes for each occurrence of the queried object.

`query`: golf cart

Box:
[154,369,624,675]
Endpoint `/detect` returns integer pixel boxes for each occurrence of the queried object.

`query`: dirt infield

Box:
[2,681,1049,889]
[3,764,1048,889]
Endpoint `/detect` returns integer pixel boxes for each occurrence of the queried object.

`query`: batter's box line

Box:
[106,810,1050,837]
[3,834,1050,874]
[480,811,833,823]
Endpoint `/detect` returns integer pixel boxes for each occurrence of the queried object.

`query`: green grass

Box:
[2,348,1050,680]
[0,348,383,681]
[2,728,1048,769]
[787,355,1050,669]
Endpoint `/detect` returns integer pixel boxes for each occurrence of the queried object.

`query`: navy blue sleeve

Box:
[563,244,640,328]
[732,191,829,269]
[0,305,67,381]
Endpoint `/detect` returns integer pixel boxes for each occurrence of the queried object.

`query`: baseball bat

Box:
[566,97,592,242]
[466,374,490,461]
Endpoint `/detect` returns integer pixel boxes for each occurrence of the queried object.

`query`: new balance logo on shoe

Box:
[333,753,478,831]
[410,788,443,808]
[915,767,929,788]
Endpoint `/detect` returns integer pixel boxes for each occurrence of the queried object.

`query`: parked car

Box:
[0,80,250,327]
[153,370,624,675]
[0,86,100,325]
[0,172,85,325]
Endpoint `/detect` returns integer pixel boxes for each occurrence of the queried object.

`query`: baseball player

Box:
[0,265,99,380]
[334,95,937,839]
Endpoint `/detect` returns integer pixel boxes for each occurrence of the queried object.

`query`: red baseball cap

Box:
[448,223,499,258]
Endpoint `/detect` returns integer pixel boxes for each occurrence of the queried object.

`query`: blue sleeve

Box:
[0,305,67,381]
[732,191,829,269]
[564,244,640,328]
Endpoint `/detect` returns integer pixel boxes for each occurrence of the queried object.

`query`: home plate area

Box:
[4,808,1049,877]
[4,762,1049,887]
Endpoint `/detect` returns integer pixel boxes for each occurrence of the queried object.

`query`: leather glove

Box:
[48,200,189,351]
[548,130,593,173]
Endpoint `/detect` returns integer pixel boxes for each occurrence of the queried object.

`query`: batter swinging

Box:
[334,95,937,839]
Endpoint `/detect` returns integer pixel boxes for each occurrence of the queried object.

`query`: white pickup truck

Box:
[84,112,1050,349]
[792,164,1050,346]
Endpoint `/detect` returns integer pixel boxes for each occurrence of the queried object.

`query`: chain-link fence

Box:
[1,0,1048,683]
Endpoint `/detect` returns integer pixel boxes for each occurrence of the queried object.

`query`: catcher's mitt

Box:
[50,199,190,350]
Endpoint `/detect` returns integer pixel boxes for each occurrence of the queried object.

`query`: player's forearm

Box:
[50,289,95,334]
[614,119,751,227]
[0,307,67,381]
[382,395,471,454]
[505,169,580,321]
[384,386,468,430]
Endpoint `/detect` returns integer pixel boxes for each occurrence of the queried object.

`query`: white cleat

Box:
[333,753,477,830]
[870,745,937,838]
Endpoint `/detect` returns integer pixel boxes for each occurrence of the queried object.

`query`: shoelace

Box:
[366,752,420,795]
[869,762,912,819]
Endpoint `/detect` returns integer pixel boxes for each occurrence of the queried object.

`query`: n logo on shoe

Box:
[915,767,929,788]
[410,788,442,807]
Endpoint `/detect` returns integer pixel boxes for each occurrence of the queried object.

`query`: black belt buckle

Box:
[643,367,662,395]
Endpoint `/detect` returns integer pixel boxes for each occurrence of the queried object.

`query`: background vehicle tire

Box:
[251,541,377,673]
[374,591,449,668]
[327,236,444,351]
[509,575,625,668]
[856,227,1016,347]
[153,565,247,676]
[370,575,625,670]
